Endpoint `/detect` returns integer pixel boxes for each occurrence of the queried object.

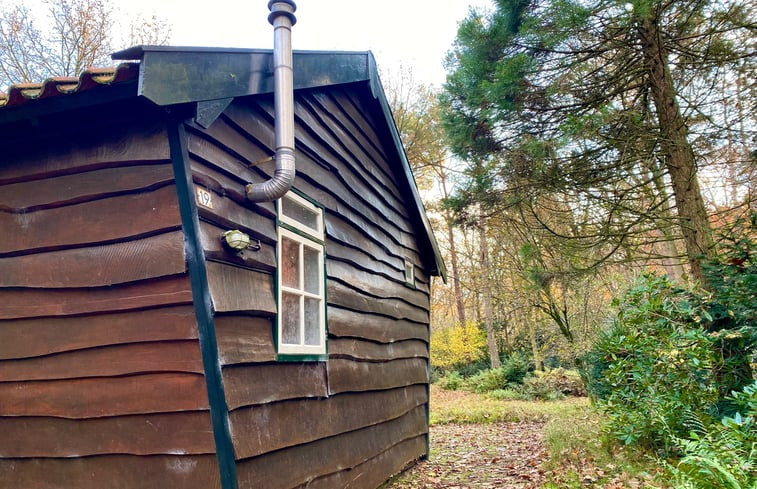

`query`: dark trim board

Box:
[167,116,238,489]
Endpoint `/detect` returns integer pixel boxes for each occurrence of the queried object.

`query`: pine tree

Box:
[440,0,756,285]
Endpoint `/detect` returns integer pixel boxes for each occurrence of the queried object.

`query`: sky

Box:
[114,0,493,88]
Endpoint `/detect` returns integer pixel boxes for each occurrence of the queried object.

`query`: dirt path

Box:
[384,421,547,488]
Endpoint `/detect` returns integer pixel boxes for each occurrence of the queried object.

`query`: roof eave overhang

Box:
[112,45,374,106]
[0,69,140,127]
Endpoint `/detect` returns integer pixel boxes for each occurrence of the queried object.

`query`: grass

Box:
[541,402,666,488]
[430,385,587,425]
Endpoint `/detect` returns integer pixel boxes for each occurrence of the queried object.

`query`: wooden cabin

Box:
[0,47,445,489]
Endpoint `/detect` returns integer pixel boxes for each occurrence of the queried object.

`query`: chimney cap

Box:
[268,0,297,26]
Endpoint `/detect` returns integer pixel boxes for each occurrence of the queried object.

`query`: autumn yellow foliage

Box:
[431,322,487,368]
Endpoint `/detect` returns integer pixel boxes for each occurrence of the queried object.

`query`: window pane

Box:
[304,297,321,346]
[281,292,301,344]
[282,196,319,231]
[303,245,321,294]
[404,260,414,284]
[281,237,300,288]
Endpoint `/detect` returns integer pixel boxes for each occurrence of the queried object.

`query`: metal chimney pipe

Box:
[246,0,297,202]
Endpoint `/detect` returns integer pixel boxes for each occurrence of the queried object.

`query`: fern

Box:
[666,382,757,489]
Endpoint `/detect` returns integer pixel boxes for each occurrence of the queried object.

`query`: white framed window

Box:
[277,192,326,356]
[279,190,323,240]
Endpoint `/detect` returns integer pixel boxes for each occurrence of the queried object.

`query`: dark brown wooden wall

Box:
[0,120,220,488]
[187,82,431,488]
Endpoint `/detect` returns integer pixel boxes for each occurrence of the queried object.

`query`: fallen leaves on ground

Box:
[384,421,547,488]
[381,386,663,488]
[542,447,662,489]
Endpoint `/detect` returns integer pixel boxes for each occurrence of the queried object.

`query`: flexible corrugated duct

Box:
[246,0,297,202]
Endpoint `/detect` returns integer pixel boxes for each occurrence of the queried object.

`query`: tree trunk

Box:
[479,217,500,368]
[529,308,544,372]
[439,170,467,326]
[639,15,715,284]
[659,237,685,283]
[645,159,687,283]
[502,315,510,349]
[447,221,467,325]
[639,15,752,403]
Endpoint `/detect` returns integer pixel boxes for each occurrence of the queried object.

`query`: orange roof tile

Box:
[0,63,139,109]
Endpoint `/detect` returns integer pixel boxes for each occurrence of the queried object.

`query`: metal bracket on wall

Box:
[195,97,233,128]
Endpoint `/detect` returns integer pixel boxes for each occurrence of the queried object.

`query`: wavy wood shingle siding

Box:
[189,82,431,488]
[293,436,427,489]
[0,120,219,488]
[0,456,222,489]
[236,407,427,489]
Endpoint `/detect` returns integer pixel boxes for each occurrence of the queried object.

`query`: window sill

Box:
[276,353,329,362]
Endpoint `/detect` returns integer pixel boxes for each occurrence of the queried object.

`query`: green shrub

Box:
[700,221,757,412]
[583,273,719,452]
[667,382,757,489]
[532,368,586,397]
[522,374,567,400]
[486,387,530,401]
[437,371,465,390]
[476,368,584,401]
[465,352,532,393]
[486,382,566,401]
[429,365,444,384]
[466,367,509,393]
[584,224,757,453]
[519,369,587,401]
[454,357,491,378]
[500,352,531,384]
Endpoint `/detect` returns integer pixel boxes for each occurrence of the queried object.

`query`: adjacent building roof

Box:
[0,46,446,280]
[0,64,139,109]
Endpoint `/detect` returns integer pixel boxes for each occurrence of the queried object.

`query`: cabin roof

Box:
[0,47,446,280]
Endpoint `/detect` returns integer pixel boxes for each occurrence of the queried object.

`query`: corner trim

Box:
[166,116,239,489]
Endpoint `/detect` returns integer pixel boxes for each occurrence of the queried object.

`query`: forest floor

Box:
[381,387,661,489]
[385,419,547,488]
